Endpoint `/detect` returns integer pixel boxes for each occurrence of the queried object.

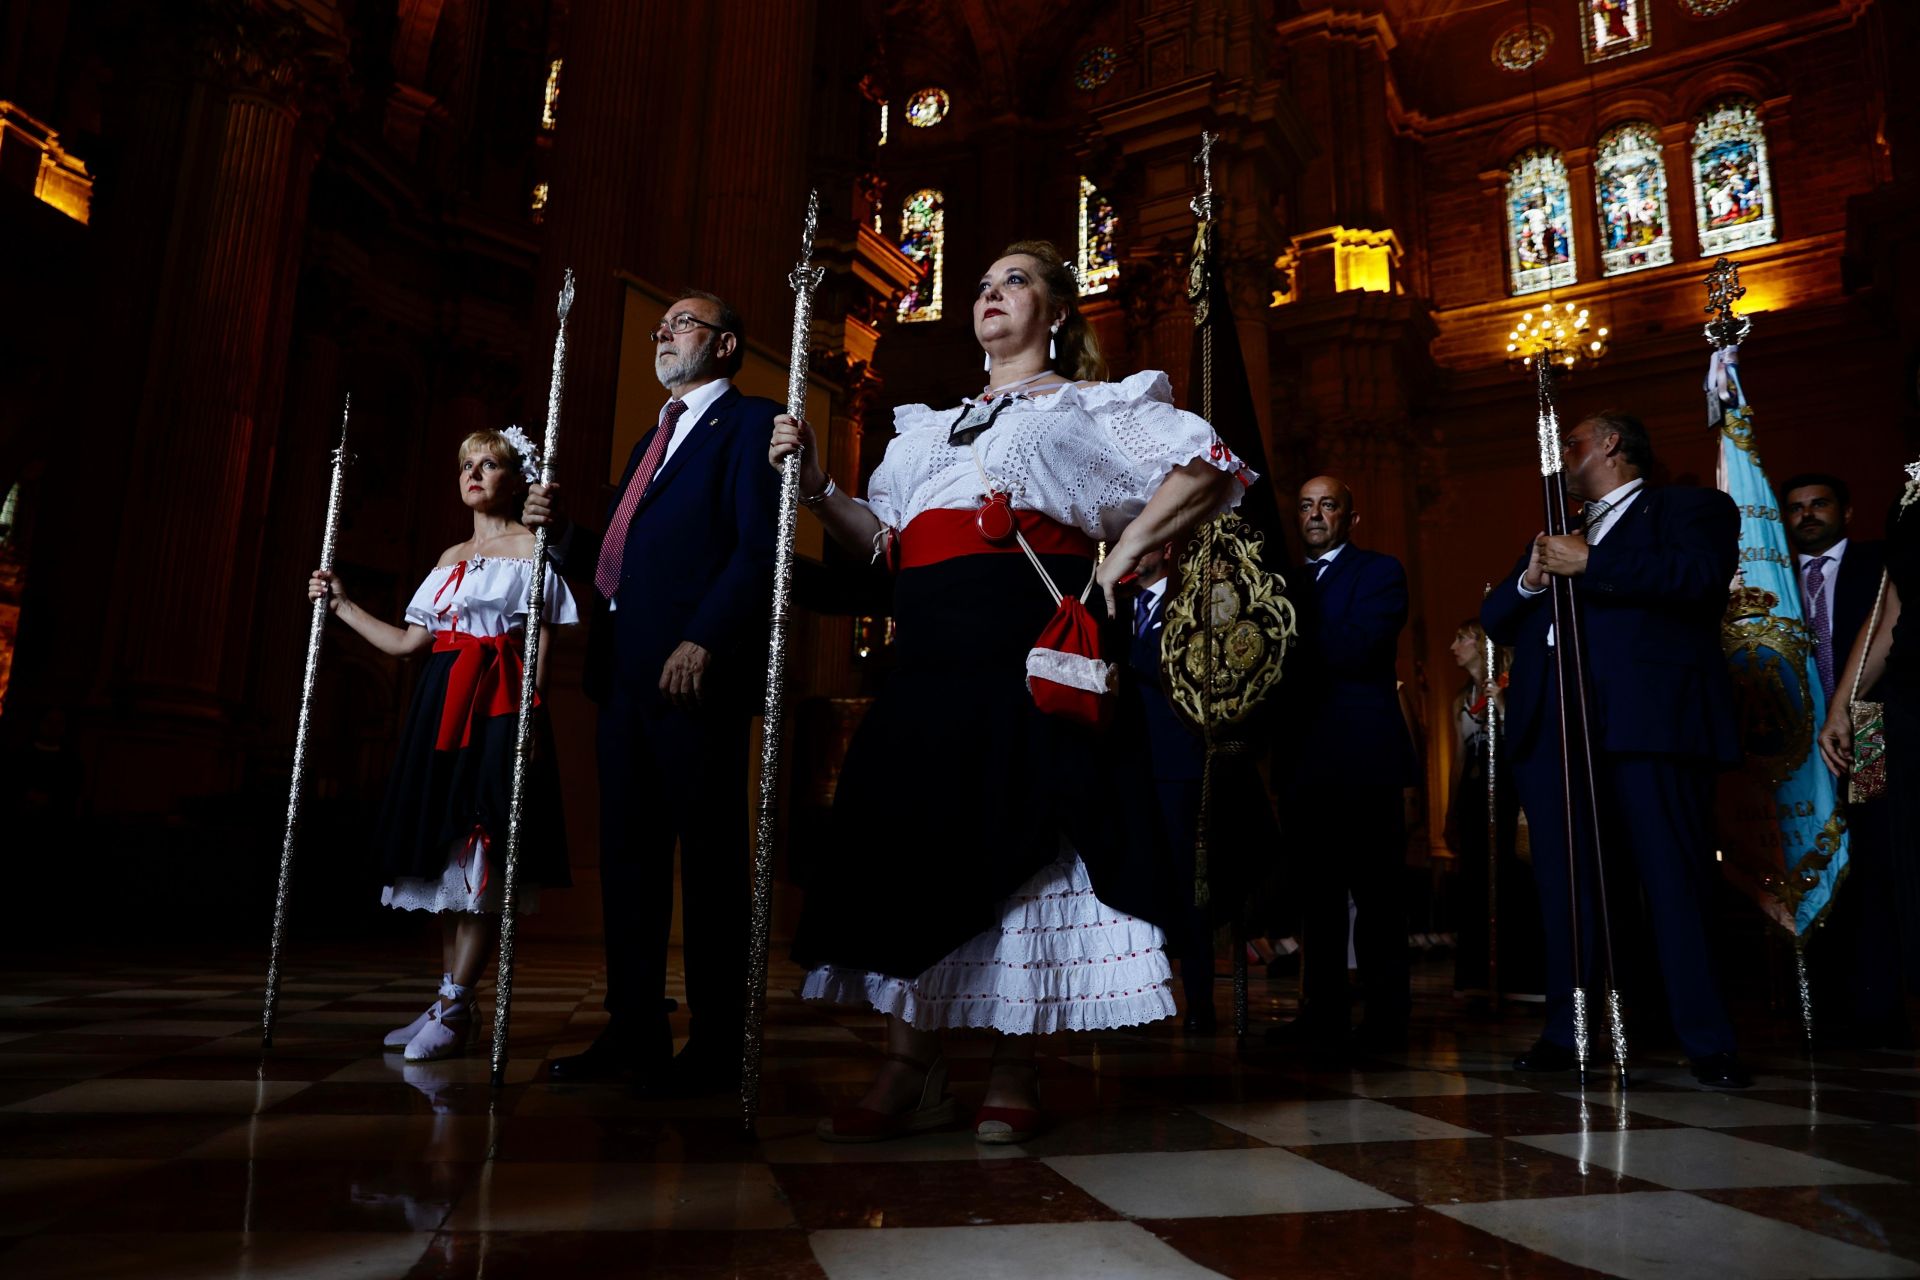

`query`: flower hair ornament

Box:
[499,425,543,484]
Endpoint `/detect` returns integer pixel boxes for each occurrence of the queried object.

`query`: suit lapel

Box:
[1313,546,1360,600]
[636,386,738,514]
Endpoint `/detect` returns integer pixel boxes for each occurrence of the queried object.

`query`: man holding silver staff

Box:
[525,290,782,1092]
[1483,410,1752,1088]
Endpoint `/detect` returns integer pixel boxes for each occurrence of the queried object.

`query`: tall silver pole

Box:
[263,396,352,1048]
[1484,589,1501,1008]
[490,269,574,1087]
[743,191,824,1136]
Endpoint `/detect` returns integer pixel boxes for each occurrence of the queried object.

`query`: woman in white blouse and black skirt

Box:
[309,428,578,1062]
[770,239,1247,1143]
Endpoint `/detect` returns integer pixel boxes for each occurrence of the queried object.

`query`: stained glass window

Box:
[897,188,944,323]
[1077,177,1119,295]
[541,59,562,131]
[1692,98,1776,256]
[1492,24,1552,73]
[905,88,949,129]
[1506,147,1576,296]
[1581,0,1650,63]
[1073,46,1118,91]
[878,100,888,147]
[1595,122,1672,277]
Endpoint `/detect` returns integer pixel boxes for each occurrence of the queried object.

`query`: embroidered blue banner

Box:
[1715,389,1848,937]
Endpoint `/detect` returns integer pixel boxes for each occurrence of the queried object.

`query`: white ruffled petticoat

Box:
[801,846,1176,1034]
[382,832,541,915]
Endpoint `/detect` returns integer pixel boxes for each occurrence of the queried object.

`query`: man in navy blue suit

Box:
[1781,472,1906,1045]
[526,290,781,1088]
[1483,410,1750,1087]
[1268,476,1418,1052]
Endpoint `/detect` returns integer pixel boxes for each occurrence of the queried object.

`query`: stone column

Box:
[91,3,343,806]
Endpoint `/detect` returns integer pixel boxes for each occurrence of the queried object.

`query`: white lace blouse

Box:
[401,556,580,637]
[859,369,1252,541]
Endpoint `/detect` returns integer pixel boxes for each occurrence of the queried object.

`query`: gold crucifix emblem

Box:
[1702,256,1751,349]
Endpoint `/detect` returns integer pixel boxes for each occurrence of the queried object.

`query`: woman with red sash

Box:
[309,427,577,1061]
[770,240,1248,1143]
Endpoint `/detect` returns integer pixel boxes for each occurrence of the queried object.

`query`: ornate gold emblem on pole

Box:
[1160,130,1297,1037]
[1702,256,1751,350]
[489,269,574,1087]
[262,396,352,1048]
[743,190,825,1136]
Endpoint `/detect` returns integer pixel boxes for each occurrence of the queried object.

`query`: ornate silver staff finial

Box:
[557,267,575,323]
[746,188,828,1136]
[789,189,826,296]
[1702,256,1751,349]
[1191,130,1217,222]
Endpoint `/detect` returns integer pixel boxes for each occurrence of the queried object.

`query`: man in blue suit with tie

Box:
[1269,476,1418,1052]
[526,290,781,1088]
[1483,410,1750,1088]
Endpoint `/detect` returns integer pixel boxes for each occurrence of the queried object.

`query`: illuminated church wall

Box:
[0,0,1911,938]
[1399,4,1905,847]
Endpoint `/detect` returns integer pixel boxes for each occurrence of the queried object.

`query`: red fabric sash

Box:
[898,507,1096,570]
[457,824,491,899]
[433,630,533,751]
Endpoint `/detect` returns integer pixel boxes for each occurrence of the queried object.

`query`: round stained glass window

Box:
[1073,46,1118,92]
[904,87,949,129]
[1677,0,1742,15]
[1492,24,1552,73]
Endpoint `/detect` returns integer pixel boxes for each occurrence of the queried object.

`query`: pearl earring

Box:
[1049,324,1059,363]
[983,350,992,373]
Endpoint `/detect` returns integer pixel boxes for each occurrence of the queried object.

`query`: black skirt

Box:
[372,648,571,890]
[791,551,1173,981]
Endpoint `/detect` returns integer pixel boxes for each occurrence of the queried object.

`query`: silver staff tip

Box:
[557,269,576,322]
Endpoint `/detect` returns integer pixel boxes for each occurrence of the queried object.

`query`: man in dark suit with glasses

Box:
[526,291,781,1090]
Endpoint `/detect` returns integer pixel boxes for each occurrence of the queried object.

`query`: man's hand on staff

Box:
[524,482,564,531]
[660,640,711,708]
[1525,532,1588,585]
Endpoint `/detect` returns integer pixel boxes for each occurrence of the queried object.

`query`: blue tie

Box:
[1135,593,1156,637]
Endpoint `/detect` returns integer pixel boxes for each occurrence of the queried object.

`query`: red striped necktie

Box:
[594,399,688,600]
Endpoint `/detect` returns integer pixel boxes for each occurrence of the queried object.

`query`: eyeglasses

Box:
[653,312,728,340]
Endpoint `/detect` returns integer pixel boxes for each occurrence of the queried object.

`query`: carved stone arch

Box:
[1592,91,1675,138]
[391,0,451,88]
[1486,113,1582,173]
[1670,61,1787,123]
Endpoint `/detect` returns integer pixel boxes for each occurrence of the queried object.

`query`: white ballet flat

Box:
[404,990,473,1063]
[384,975,456,1049]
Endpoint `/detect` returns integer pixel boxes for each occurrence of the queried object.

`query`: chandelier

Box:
[1506,300,1609,374]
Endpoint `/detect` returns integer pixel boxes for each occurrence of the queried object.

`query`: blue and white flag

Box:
[1711,348,1848,938]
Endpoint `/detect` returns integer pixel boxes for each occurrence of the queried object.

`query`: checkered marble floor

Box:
[1,944,1917,1279]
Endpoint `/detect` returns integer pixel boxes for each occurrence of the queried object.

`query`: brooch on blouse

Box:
[947,395,1022,447]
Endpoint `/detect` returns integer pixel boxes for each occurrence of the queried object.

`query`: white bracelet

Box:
[799,476,837,507]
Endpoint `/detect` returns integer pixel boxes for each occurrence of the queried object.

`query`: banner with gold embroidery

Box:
[1709,342,1848,939]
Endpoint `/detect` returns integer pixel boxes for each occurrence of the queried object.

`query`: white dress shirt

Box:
[1795,536,1849,624]
[605,377,731,612]
[659,376,732,468]
[1517,477,1645,600]
[1306,539,1347,579]
[1136,576,1170,634]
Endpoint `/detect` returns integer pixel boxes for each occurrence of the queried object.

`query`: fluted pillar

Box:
[533,2,695,506]
[693,3,817,334]
[91,2,342,805]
